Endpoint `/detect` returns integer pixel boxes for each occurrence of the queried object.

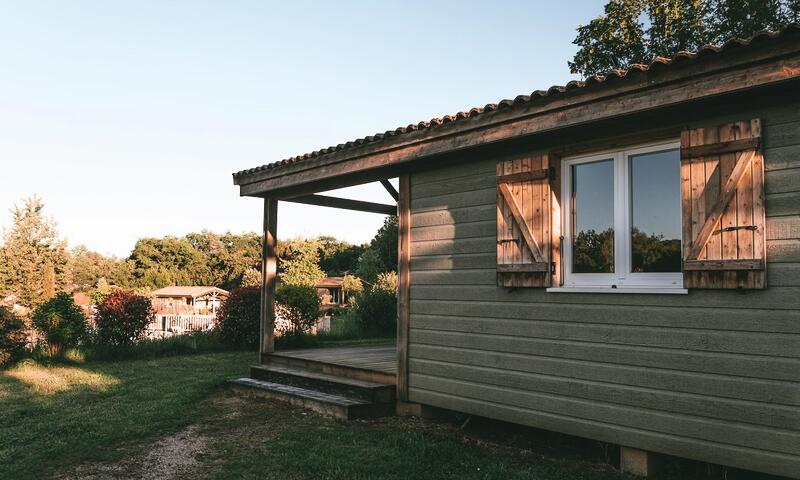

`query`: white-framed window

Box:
[558,140,684,292]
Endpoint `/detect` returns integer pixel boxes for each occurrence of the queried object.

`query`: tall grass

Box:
[83,331,234,361]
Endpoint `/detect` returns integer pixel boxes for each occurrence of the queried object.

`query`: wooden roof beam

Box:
[283,194,396,215]
[380,179,399,201]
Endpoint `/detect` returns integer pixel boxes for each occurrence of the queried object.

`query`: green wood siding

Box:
[407,102,800,478]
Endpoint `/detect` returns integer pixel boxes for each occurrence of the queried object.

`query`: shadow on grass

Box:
[0,351,256,480]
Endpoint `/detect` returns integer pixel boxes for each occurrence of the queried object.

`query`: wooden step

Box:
[263,353,396,385]
[250,365,395,403]
[228,378,393,420]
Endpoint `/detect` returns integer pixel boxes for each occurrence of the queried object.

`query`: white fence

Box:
[147,315,216,334]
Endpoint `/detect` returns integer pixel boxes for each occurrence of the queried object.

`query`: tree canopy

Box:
[570,0,799,77]
[0,196,69,307]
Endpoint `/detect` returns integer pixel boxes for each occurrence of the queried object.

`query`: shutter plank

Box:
[718,123,738,288]
[751,120,766,289]
[517,158,535,287]
[704,126,722,288]
[541,155,552,288]
[496,161,506,275]
[551,155,563,287]
[504,160,514,280]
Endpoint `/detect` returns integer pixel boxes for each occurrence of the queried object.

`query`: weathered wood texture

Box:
[496,155,551,287]
[681,120,766,288]
[396,174,411,401]
[407,102,800,479]
[260,198,278,356]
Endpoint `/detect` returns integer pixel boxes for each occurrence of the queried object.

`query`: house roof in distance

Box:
[151,286,230,298]
[315,277,345,288]
[232,24,799,183]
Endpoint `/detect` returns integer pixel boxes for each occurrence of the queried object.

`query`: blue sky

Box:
[0,1,603,257]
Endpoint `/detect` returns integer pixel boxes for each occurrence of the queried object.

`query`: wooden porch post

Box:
[260,197,278,358]
[397,174,411,401]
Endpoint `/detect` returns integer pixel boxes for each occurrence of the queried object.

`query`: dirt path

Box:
[53,424,211,480]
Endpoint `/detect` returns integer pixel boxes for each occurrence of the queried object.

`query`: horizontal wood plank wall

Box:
[406,102,800,479]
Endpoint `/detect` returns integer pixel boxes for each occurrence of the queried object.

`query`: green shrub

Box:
[353,272,397,337]
[217,287,260,348]
[94,290,154,347]
[0,306,27,367]
[31,292,88,356]
[275,284,321,333]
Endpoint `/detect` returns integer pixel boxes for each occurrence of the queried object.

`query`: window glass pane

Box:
[630,148,682,272]
[571,160,614,273]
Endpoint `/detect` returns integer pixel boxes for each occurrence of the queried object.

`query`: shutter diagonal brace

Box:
[498,183,546,263]
[687,148,757,260]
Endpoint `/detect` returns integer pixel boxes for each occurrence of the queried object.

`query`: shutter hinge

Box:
[497,239,521,244]
[551,262,556,274]
[548,166,556,181]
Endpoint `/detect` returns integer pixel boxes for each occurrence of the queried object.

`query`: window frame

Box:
[560,140,684,291]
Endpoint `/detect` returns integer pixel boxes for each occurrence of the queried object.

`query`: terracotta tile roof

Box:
[233,25,799,180]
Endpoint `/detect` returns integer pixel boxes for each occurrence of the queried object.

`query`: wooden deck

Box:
[270,344,397,375]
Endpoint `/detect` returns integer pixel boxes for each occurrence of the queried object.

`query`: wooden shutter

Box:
[681,119,766,289]
[496,154,553,287]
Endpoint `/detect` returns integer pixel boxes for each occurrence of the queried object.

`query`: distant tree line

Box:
[0,196,398,309]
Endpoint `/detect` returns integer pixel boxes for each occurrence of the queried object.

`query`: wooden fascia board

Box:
[236,44,800,197]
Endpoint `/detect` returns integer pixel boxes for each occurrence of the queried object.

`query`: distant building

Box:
[151,286,229,315]
[314,277,345,308]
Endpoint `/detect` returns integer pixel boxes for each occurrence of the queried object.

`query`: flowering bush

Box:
[94,290,154,347]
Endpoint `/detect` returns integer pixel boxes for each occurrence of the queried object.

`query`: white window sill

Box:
[546,287,688,295]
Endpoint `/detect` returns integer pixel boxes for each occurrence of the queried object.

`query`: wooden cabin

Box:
[315,276,346,307]
[151,286,229,315]
[231,26,800,478]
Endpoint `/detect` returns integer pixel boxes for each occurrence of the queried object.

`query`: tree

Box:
[317,236,366,276]
[370,216,398,272]
[570,0,797,77]
[240,267,262,287]
[0,196,70,307]
[129,236,212,288]
[355,248,383,286]
[31,292,88,356]
[69,246,133,295]
[280,239,325,287]
[186,230,261,290]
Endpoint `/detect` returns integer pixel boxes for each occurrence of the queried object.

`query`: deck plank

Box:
[272,345,397,374]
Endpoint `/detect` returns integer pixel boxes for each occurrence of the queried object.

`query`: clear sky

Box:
[0,0,603,257]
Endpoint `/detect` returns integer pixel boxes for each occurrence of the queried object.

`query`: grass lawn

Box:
[0,351,629,480]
